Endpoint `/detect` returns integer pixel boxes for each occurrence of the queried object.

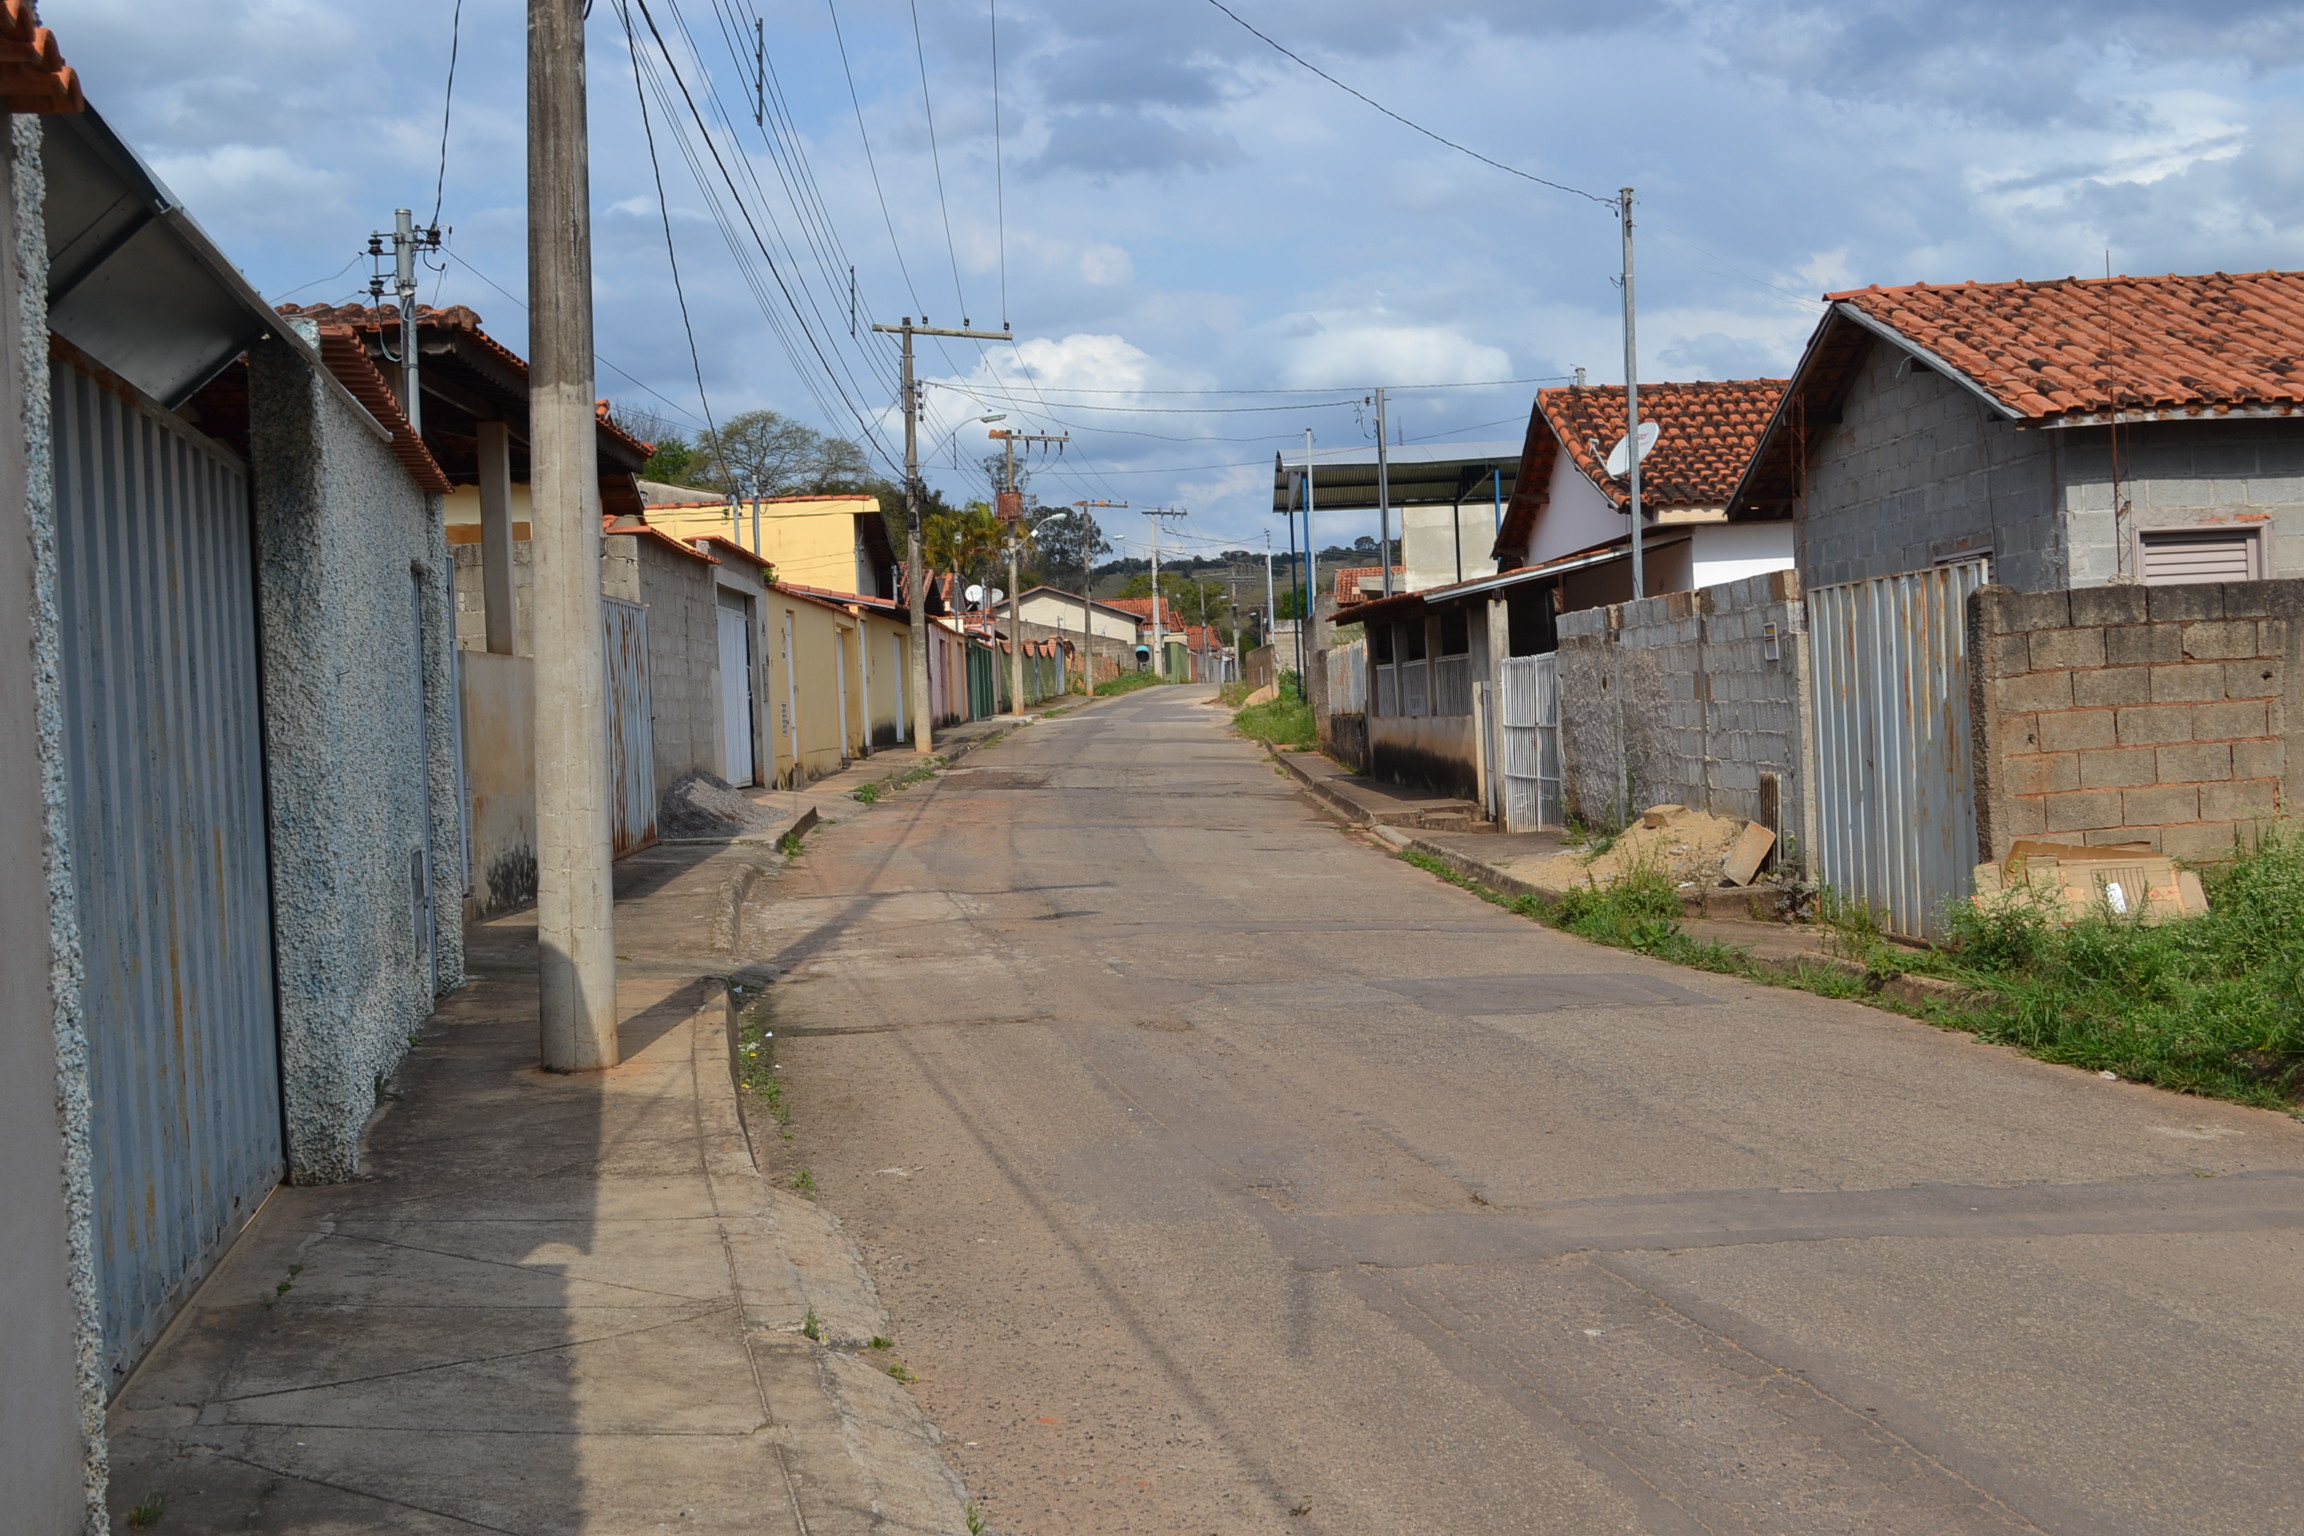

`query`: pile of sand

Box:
[1524,804,1750,892]
[658,769,785,842]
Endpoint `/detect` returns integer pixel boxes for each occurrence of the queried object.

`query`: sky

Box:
[43,0,2304,562]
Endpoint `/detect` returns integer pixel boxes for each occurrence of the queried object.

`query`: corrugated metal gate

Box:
[1498,654,1562,831]
[1807,560,1987,941]
[53,354,283,1389]
[603,596,658,856]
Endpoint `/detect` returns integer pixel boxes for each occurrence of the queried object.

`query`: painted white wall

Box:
[1526,434,1624,567]
[1689,522,1795,588]
[1014,590,1137,642]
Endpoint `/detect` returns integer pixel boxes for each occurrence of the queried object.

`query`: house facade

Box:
[1730,272,2304,591]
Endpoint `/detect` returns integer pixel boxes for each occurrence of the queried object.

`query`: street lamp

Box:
[927,411,1006,463]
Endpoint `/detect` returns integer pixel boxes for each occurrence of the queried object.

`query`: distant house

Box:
[1000,583,1140,645]
[1335,565,1404,607]
[1492,378,1791,613]
[1729,272,2304,589]
[641,486,898,600]
[1271,441,1521,594]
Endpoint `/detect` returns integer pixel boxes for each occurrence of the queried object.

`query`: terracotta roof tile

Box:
[310,324,451,494]
[1537,379,1787,510]
[0,2,82,114]
[1828,271,2304,420]
[1334,565,1403,604]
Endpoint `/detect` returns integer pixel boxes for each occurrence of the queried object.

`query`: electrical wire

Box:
[619,0,718,453]
[271,253,364,303]
[428,0,463,228]
[908,0,971,322]
[1202,0,1614,207]
[990,0,1007,326]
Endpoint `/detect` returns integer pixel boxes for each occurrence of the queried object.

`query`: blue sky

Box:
[44,0,2304,559]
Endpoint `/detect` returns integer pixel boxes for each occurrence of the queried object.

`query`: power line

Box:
[926,382,1366,414]
[990,0,1008,326]
[926,375,1574,397]
[1202,0,1615,207]
[432,245,707,429]
[428,0,463,228]
[619,0,717,451]
[908,0,972,321]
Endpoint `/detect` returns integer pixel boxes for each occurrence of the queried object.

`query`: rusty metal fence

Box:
[1806,560,1988,941]
[603,596,658,857]
[54,353,283,1388]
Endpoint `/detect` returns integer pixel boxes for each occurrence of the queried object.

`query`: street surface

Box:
[746,686,2304,1536]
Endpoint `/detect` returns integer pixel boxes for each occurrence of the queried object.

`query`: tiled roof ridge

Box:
[1537,376,1788,509]
[310,323,451,495]
[1820,269,2304,420]
[0,1,83,114]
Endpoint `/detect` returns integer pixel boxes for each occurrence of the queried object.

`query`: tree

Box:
[640,433,697,484]
[1115,571,1228,628]
[1027,506,1111,589]
[923,501,1003,606]
[684,409,877,499]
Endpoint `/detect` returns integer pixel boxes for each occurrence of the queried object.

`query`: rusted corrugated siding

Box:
[53,354,282,1390]
[1807,560,1988,941]
[602,596,657,857]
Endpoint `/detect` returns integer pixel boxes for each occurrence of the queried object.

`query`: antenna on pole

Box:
[754,18,765,128]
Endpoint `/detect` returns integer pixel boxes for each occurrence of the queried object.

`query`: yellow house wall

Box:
[856,610,910,749]
[762,588,875,787]
[648,497,879,594]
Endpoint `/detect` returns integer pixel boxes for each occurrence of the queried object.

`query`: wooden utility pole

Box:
[873,318,1012,752]
[990,427,1065,713]
[529,0,617,1071]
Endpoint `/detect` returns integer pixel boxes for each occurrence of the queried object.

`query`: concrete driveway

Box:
[749,685,2304,1536]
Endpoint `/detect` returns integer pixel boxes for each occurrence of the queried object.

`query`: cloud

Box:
[1078,243,1135,286]
[1278,321,1510,390]
[1027,106,1243,179]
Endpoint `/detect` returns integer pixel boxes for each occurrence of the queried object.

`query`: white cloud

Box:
[1079,243,1135,285]
[1278,321,1510,390]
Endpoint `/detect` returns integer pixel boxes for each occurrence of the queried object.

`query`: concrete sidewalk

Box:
[105,840,973,1535]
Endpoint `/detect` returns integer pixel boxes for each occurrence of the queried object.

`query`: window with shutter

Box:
[2137,527,2260,585]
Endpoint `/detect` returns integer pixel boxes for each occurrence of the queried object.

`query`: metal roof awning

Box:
[43,107,328,411]
[1272,441,1521,515]
[1341,538,1646,625]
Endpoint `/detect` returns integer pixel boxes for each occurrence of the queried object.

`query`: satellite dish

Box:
[1604,420,1661,479]
[986,586,1005,606]
[964,583,985,606]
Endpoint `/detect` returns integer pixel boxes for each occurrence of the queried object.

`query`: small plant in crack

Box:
[886,1362,914,1383]
[868,1335,893,1350]
[802,1307,822,1342]
[127,1492,167,1529]
[789,1168,817,1197]
[263,1263,305,1309]
[853,781,880,805]
[964,1502,987,1536]
[778,829,806,857]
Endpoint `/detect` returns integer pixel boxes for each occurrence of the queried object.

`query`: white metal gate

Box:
[716,593,755,786]
[1807,561,1988,941]
[53,354,282,1389]
[1498,654,1562,831]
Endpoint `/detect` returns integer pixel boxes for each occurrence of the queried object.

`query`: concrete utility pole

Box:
[1263,530,1275,649]
[529,0,617,1072]
[874,318,1012,753]
[1620,186,1644,601]
[991,427,1066,714]
[1302,429,1319,677]
[1143,507,1187,676]
[1373,387,1392,597]
[1070,500,1124,689]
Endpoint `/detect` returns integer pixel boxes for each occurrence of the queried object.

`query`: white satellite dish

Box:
[1604,420,1661,479]
[964,583,985,606]
[986,586,1005,606]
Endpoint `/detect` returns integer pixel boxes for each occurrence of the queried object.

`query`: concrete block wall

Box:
[1970,579,2303,861]
[2055,419,2304,586]
[603,533,722,795]
[1799,340,2062,591]
[1556,570,1809,856]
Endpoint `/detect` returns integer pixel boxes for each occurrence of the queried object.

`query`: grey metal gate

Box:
[1807,560,1988,942]
[53,355,282,1388]
[603,596,658,857]
[1498,654,1562,831]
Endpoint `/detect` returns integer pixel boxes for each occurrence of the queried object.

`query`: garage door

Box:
[53,354,282,1390]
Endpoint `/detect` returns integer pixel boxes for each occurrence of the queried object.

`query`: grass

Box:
[1232,670,1315,751]
[1395,826,2304,1113]
[802,1307,822,1342]
[789,1167,818,1197]
[852,781,880,805]
[777,828,806,857]
[1094,669,1169,697]
[730,990,794,1140]
[127,1493,166,1530]
[1921,829,2304,1107]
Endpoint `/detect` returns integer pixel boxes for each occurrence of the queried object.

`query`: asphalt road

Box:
[745,686,2304,1536]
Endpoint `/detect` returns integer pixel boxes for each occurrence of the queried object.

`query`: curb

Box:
[1267,743,1373,826]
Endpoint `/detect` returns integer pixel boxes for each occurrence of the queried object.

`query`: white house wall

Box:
[1526,435,1625,567]
[1402,500,1501,592]
[1690,521,1795,589]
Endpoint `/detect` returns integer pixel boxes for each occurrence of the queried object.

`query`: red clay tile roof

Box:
[1539,379,1786,510]
[1335,565,1403,604]
[311,324,451,494]
[1829,271,2304,421]
[279,301,658,462]
[0,2,82,114]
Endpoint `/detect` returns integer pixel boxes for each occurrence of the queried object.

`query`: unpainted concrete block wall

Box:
[2055,420,2304,586]
[451,538,534,655]
[1556,571,1809,856]
[1970,579,2303,861]
[1800,340,2062,592]
[249,338,465,1183]
[603,532,722,794]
